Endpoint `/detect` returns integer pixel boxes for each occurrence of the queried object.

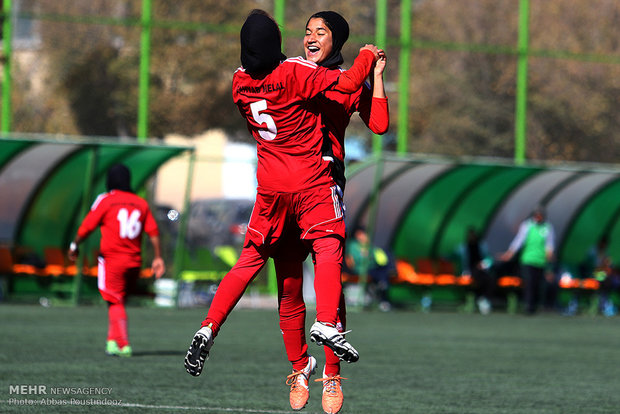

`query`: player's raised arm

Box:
[333,44,380,94]
[359,49,389,135]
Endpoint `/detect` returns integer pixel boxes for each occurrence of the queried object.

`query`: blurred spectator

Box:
[345,226,394,311]
[582,235,618,316]
[500,206,555,315]
[456,226,495,315]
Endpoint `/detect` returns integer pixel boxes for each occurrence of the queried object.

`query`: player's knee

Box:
[312,236,344,266]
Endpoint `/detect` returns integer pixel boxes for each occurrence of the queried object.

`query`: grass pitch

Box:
[1,303,620,413]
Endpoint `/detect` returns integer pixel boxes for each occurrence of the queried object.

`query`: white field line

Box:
[120,402,304,412]
[0,399,321,413]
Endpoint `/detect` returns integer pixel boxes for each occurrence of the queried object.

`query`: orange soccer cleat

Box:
[286,355,317,411]
[316,369,346,414]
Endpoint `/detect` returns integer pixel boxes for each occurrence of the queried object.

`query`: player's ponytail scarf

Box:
[106,164,133,193]
[307,11,349,69]
[240,10,286,76]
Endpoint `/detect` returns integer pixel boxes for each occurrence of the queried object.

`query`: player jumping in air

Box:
[276,10,389,413]
[184,9,380,395]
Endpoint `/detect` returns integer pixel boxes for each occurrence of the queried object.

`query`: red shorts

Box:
[97,256,140,304]
[270,223,309,263]
[245,185,345,251]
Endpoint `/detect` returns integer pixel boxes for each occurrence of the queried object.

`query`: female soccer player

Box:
[68,164,166,357]
[278,11,388,413]
[184,8,380,386]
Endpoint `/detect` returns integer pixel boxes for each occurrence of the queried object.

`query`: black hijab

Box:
[106,164,132,193]
[240,10,286,75]
[307,11,349,69]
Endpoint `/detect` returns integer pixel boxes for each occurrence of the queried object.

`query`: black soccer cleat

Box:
[310,321,359,363]
[184,326,214,376]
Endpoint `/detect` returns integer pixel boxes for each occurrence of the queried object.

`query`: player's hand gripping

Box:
[360,44,381,62]
[374,49,387,77]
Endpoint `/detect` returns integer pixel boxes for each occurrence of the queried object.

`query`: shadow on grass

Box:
[130,350,186,357]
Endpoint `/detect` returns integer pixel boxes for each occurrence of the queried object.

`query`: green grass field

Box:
[1,303,620,413]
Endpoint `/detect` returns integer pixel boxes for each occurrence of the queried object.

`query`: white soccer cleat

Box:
[309,321,359,363]
[184,326,214,376]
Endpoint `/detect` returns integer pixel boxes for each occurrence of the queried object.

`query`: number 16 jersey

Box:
[77,190,159,267]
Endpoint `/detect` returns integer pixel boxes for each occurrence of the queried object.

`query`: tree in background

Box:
[15,0,253,138]
[410,0,620,163]
[8,0,620,164]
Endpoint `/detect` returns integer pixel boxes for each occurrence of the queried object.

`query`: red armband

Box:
[334,49,376,93]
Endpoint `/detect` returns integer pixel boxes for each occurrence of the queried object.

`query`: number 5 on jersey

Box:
[250,99,277,140]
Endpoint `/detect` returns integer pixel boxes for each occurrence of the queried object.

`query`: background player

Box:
[68,163,165,357]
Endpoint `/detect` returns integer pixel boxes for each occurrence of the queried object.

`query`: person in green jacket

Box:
[500,206,555,314]
[345,226,394,311]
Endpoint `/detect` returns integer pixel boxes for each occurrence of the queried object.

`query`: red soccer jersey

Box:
[77,190,159,267]
[232,56,344,193]
[314,72,389,163]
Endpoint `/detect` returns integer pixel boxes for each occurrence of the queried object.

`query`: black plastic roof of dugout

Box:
[344,155,620,273]
[0,136,193,256]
